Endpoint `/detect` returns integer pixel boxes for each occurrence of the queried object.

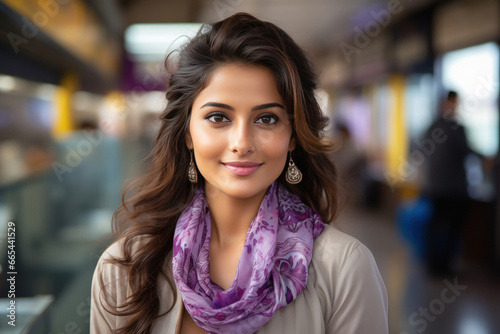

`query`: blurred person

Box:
[23,137,54,174]
[91,13,388,334]
[332,123,363,176]
[332,123,365,204]
[421,90,473,276]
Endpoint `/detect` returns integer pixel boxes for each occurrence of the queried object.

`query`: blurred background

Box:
[0,0,499,333]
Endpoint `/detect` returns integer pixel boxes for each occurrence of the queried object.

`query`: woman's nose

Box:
[228,121,255,155]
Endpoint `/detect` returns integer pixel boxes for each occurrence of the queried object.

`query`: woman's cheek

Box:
[191,124,225,155]
[257,129,292,155]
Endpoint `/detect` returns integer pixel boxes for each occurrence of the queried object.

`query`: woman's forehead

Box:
[192,64,283,107]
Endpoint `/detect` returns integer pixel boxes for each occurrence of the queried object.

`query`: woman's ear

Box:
[185,132,193,150]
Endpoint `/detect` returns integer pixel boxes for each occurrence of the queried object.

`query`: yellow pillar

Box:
[385,74,408,189]
[53,72,78,138]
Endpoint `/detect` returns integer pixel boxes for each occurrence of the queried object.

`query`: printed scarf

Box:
[172,181,324,333]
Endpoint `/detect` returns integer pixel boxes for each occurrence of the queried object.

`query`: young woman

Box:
[91,13,388,334]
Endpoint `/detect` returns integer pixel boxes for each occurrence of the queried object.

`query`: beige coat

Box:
[90,224,388,333]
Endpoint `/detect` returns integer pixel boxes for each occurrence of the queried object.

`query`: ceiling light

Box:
[125,23,203,61]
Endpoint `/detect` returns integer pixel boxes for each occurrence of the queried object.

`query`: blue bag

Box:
[396,196,433,259]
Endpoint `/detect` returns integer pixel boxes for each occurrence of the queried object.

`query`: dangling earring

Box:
[188,150,198,183]
[286,153,302,184]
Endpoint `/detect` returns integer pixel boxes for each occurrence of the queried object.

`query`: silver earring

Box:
[188,151,197,183]
[286,154,302,184]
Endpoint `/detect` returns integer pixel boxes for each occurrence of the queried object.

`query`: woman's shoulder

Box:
[91,235,180,334]
[95,235,150,281]
[93,238,130,292]
[308,224,389,333]
[95,238,127,272]
[98,235,148,263]
[313,224,366,259]
[311,224,382,280]
[99,238,125,261]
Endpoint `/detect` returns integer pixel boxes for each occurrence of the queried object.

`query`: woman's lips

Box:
[223,162,262,176]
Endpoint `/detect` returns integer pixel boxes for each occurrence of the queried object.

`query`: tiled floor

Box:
[338,205,500,334]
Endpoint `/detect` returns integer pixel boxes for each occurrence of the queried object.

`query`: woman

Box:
[91,13,388,334]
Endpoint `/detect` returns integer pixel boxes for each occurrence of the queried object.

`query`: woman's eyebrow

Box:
[251,103,285,111]
[200,102,234,110]
[200,102,285,111]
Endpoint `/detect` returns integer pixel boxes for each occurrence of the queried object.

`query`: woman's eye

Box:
[256,114,278,125]
[206,114,229,123]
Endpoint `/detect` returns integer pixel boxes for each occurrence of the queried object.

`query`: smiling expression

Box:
[186,63,295,200]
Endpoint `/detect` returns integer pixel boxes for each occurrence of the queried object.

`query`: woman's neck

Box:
[205,186,267,249]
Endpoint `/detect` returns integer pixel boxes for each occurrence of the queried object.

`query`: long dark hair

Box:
[100,12,341,334]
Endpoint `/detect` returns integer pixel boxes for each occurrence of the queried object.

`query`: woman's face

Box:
[187,63,295,200]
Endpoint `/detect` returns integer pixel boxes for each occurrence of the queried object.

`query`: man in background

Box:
[421,90,473,276]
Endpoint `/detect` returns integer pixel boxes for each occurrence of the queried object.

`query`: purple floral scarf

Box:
[172,181,324,333]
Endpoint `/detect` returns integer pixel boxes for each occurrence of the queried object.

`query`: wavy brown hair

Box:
[100,12,341,334]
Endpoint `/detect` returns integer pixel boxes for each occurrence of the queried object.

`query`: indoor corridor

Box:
[1,0,500,333]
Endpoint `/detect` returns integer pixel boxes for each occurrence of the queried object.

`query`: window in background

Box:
[404,73,436,140]
[441,42,499,157]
